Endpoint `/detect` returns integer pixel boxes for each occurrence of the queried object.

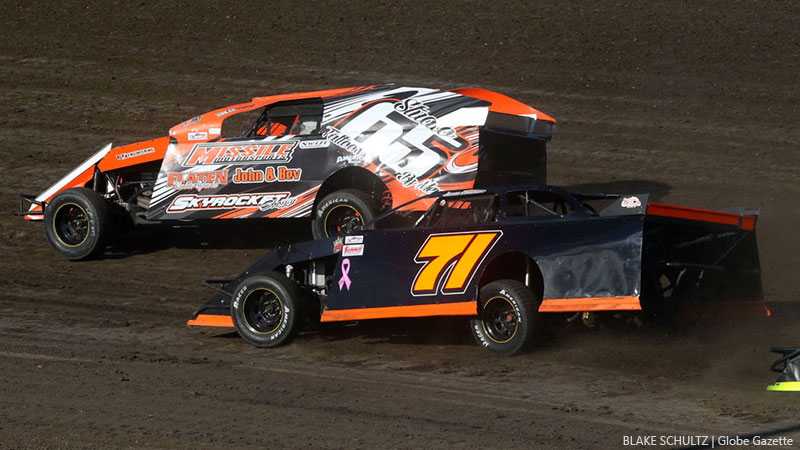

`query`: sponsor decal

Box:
[215,108,237,117]
[416,179,439,194]
[336,154,365,164]
[442,189,486,197]
[209,127,221,135]
[231,166,302,184]
[393,98,457,138]
[188,132,208,141]
[621,196,642,208]
[412,231,503,297]
[182,116,202,127]
[166,170,228,191]
[333,237,343,253]
[115,147,155,161]
[396,172,417,188]
[344,235,363,244]
[338,258,352,290]
[342,244,364,257]
[299,139,330,149]
[322,126,366,158]
[182,142,296,167]
[259,195,297,211]
[166,192,293,213]
[396,172,440,194]
[328,98,472,183]
[214,103,254,118]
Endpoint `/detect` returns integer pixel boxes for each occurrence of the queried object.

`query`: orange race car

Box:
[20,85,555,260]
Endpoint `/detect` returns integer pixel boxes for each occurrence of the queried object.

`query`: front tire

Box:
[311,189,378,239]
[231,273,304,348]
[43,187,109,261]
[470,280,540,356]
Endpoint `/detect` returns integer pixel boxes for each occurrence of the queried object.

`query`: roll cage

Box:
[365,185,600,231]
[244,99,324,138]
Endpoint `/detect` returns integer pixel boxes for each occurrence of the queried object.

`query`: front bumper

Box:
[19,194,45,220]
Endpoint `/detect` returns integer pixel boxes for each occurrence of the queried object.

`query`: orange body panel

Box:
[647,202,757,230]
[320,301,477,322]
[250,86,373,107]
[97,136,171,172]
[187,314,234,327]
[452,87,556,123]
[538,296,642,312]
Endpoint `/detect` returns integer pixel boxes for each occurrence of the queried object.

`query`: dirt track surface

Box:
[2,2,800,448]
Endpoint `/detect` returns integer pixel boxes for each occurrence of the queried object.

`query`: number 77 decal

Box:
[411,231,503,297]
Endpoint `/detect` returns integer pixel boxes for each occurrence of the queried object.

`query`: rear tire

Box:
[311,189,378,239]
[43,187,109,261]
[231,273,304,348]
[470,280,540,356]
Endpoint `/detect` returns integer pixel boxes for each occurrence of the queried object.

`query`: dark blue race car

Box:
[189,184,764,355]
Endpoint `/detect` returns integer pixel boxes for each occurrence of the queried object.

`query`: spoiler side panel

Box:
[24,143,113,220]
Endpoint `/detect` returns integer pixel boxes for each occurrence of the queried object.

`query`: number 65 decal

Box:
[411,231,503,297]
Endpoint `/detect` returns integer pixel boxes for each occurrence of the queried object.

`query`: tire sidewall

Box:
[231,275,300,348]
[470,280,537,356]
[43,188,107,260]
[312,190,377,239]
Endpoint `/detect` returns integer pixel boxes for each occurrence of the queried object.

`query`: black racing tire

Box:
[43,187,109,261]
[470,279,540,356]
[231,273,304,348]
[311,189,378,239]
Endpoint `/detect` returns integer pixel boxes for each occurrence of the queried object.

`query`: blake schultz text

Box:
[623,435,793,447]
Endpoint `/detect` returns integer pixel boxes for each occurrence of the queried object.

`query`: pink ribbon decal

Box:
[338,258,352,290]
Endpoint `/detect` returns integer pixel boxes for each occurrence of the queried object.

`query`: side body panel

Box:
[148,86,490,221]
[322,215,645,320]
[189,214,645,324]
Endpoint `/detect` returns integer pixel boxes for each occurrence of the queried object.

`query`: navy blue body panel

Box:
[191,184,655,319]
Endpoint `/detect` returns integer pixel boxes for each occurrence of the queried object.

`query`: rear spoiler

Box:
[641,200,764,317]
[647,203,757,231]
[576,191,759,230]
